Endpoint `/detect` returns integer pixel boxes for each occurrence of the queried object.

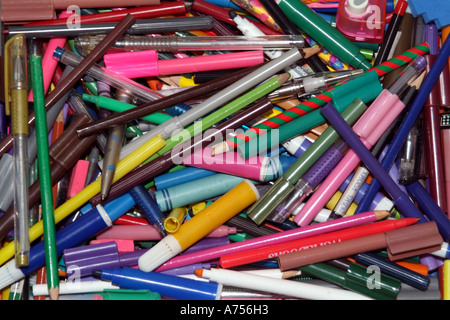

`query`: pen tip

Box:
[194,269,203,277]
[91,270,102,278]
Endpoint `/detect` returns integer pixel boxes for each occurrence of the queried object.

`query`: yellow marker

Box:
[138,180,260,272]
[0,135,165,266]
[164,207,188,233]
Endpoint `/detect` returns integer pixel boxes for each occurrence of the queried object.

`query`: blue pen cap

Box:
[52,46,65,61]
[97,267,222,300]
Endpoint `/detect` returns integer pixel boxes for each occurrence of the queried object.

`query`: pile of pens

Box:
[0,0,450,303]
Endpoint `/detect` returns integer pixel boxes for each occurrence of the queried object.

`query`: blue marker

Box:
[93,267,222,300]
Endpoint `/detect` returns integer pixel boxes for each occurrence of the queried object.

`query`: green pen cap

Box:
[276,0,372,70]
[301,262,401,300]
[94,289,161,300]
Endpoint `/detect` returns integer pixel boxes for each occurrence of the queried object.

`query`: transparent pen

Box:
[74,34,305,55]
[5,34,30,267]
[53,47,163,103]
[268,69,365,100]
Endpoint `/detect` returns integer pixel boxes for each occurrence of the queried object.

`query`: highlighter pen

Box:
[293,57,427,227]
[4,34,30,267]
[103,50,265,79]
[137,180,259,272]
[74,34,305,54]
[94,267,221,300]
[275,0,372,70]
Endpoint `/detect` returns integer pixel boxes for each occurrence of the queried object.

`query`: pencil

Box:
[29,39,59,300]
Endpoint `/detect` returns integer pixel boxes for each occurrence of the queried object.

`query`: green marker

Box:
[275,0,373,70]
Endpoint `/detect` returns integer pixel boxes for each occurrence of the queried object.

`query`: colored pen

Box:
[94,267,221,300]
[138,179,259,272]
[275,0,372,70]
[154,209,389,272]
[195,267,371,300]
[75,34,305,54]
[220,214,414,269]
[278,221,443,271]
[5,34,30,267]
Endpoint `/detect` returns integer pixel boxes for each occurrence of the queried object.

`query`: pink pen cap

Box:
[104,50,264,78]
[181,146,270,182]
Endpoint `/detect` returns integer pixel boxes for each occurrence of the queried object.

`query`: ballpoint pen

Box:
[268,69,364,100]
[74,34,305,55]
[4,34,30,267]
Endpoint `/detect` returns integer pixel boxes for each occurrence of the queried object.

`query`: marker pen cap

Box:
[64,241,121,278]
[104,50,159,78]
[98,267,222,300]
[282,135,313,158]
[352,90,406,145]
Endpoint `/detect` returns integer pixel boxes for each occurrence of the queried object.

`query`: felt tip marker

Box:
[138,180,260,272]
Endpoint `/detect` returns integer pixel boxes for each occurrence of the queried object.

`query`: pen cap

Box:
[385,221,443,261]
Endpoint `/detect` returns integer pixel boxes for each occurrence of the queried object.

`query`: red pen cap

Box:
[386,221,443,261]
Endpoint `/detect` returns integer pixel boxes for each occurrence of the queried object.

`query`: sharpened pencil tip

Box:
[49,287,59,300]
[91,270,102,278]
[194,269,203,277]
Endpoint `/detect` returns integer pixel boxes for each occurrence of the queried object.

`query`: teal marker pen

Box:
[275,0,373,70]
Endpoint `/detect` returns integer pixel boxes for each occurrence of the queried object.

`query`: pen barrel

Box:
[10,90,29,135]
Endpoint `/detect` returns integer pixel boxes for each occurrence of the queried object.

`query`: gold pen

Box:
[5,34,30,267]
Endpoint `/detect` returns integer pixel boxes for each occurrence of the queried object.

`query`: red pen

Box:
[220,216,419,269]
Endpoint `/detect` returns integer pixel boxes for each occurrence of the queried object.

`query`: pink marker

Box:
[181,146,270,182]
[154,210,383,272]
[103,50,264,78]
